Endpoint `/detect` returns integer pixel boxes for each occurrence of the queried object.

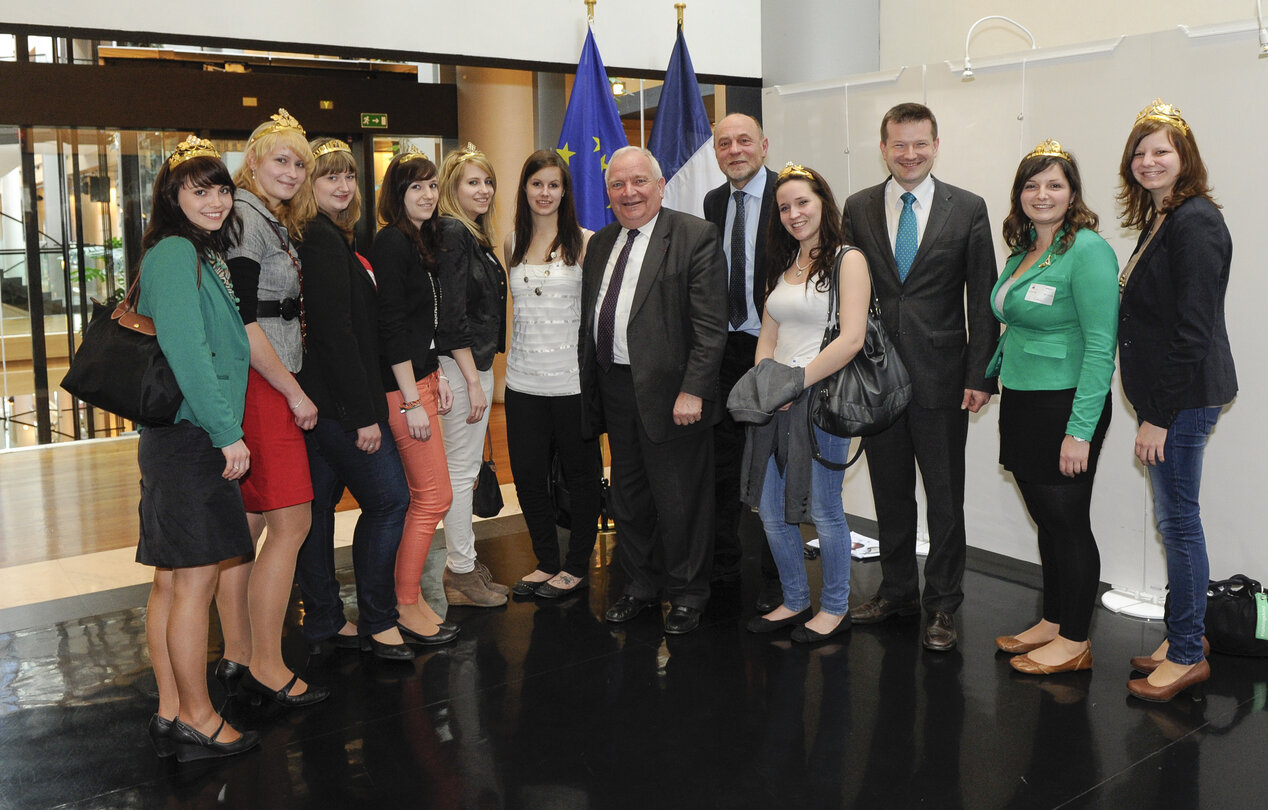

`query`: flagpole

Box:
[585,0,595,25]
[675,3,685,27]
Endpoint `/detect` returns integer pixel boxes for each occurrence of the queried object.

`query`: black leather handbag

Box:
[808,247,912,470]
[1167,575,1268,657]
[472,432,504,518]
[60,273,188,426]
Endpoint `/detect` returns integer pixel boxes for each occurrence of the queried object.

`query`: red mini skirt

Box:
[239,368,313,511]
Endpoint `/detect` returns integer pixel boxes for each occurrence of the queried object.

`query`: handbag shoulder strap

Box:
[825,245,881,325]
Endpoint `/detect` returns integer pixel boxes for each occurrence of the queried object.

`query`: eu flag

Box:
[557,28,628,231]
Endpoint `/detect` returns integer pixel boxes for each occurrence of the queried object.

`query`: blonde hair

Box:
[437,145,497,248]
[233,122,317,240]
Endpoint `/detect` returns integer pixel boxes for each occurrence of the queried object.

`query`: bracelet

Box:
[437,374,449,382]
[400,399,423,414]
[1069,435,1088,444]
[289,395,306,410]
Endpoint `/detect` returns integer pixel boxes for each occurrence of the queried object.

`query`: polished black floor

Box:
[3,512,1268,809]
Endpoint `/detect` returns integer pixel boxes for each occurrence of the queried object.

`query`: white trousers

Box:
[438,356,495,573]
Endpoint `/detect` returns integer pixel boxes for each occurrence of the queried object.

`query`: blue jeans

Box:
[758,426,852,614]
[1147,407,1221,665]
[296,417,410,641]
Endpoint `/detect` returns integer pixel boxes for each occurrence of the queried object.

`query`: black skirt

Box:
[136,421,255,568]
[999,387,1111,485]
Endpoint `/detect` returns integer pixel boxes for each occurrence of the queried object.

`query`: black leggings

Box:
[1016,478,1100,643]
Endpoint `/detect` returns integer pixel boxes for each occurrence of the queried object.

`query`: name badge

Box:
[1024,283,1056,306]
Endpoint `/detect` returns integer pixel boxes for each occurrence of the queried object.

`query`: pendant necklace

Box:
[794,249,810,277]
[523,250,558,296]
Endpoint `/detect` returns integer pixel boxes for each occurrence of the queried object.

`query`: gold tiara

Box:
[777,162,814,181]
[312,139,351,160]
[1135,98,1189,136]
[246,108,306,149]
[399,143,429,164]
[167,134,220,169]
[1025,139,1071,162]
[454,142,484,162]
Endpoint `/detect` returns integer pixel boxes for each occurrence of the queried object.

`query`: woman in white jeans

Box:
[435,143,509,606]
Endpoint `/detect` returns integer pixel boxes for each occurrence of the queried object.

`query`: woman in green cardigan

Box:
[134,136,259,762]
[988,140,1119,675]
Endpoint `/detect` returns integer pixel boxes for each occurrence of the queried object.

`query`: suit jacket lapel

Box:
[629,213,671,322]
[753,167,776,313]
[910,178,953,277]
[865,184,899,281]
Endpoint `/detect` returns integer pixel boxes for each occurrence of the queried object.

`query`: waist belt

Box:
[258,297,300,320]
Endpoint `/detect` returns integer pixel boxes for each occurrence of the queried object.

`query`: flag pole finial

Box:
[585,0,596,24]
[675,3,685,27]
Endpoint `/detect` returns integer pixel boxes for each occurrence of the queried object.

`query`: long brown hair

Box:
[509,149,583,267]
[142,155,241,257]
[1001,153,1099,256]
[764,166,842,293]
[1117,119,1218,231]
[308,137,361,243]
[376,153,439,265]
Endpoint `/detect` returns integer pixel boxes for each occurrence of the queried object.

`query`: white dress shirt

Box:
[722,169,766,336]
[883,174,935,256]
[593,212,659,366]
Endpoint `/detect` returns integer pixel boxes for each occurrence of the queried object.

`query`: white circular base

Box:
[1101,589,1165,620]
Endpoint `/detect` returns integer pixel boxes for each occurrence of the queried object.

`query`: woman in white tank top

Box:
[742,164,871,643]
[502,150,603,599]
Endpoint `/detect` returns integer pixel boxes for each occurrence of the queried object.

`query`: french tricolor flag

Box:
[648,24,724,218]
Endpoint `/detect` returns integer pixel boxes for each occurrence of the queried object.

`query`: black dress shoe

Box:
[398,622,459,646]
[851,595,920,624]
[214,658,249,697]
[791,614,852,643]
[664,605,702,635]
[923,611,957,651]
[240,670,331,707]
[605,594,657,623]
[755,579,784,614]
[170,717,260,763]
[148,714,175,758]
[366,635,417,660]
[535,576,588,599]
[745,607,813,634]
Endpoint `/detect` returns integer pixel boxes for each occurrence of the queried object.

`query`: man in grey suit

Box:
[579,146,728,635]
[840,103,998,651]
[702,113,782,612]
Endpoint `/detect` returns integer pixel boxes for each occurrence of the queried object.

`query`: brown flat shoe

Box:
[1010,647,1093,675]
[1127,659,1210,702]
[995,635,1046,654]
[1129,636,1210,673]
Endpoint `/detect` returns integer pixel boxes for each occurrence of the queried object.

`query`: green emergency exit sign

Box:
[360,113,388,129]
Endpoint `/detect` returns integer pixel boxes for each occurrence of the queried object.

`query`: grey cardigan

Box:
[730,358,816,524]
[228,189,304,372]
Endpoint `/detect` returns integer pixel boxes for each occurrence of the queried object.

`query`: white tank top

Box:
[505,255,583,396]
[764,270,832,369]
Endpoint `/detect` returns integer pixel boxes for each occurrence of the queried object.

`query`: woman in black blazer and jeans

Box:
[1116,100,1237,702]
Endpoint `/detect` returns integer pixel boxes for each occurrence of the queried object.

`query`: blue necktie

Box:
[895,191,917,283]
[728,190,748,329]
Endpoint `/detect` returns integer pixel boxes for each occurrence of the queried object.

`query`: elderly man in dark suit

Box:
[840,103,998,651]
[702,113,782,612]
[579,146,728,635]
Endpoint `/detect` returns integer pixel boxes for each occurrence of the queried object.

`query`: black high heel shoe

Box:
[147,714,175,758]
[169,717,260,763]
[214,659,249,697]
[398,622,459,646]
[240,670,330,708]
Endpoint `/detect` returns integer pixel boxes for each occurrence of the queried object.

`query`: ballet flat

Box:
[995,635,1046,654]
[1127,659,1210,703]
[398,622,459,646]
[1010,648,1093,675]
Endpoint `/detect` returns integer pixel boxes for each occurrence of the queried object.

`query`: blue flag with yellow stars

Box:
[557,28,628,231]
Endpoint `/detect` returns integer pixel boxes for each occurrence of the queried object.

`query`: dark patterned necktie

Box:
[596,228,639,371]
[728,190,747,329]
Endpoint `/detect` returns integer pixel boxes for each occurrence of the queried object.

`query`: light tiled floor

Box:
[0,482,523,611]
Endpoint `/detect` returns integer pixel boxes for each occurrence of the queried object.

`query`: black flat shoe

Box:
[664,605,702,635]
[148,714,175,758]
[535,576,588,599]
[398,622,459,646]
[790,614,852,643]
[240,670,330,707]
[365,635,417,660]
[511,578,549,596]
[169,717,260,763]
[214,659,249,697]
[439,621,459,634]
[745,607,813,634]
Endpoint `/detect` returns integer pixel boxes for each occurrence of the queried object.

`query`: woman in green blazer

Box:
[987,140,1119,675]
